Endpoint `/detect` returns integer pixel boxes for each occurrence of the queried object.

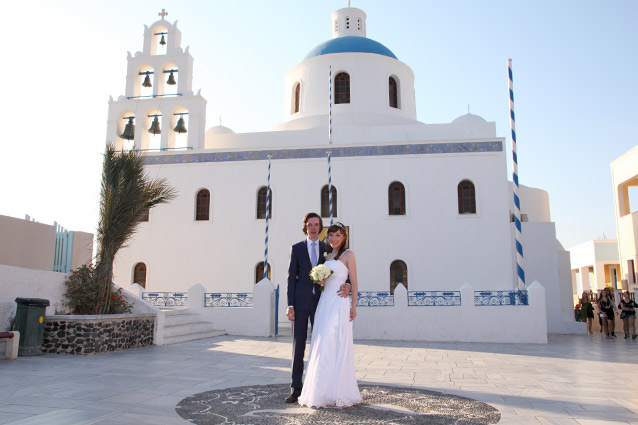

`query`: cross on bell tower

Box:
[158,9,168,20]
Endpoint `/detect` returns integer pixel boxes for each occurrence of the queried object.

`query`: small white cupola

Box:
[331,7,366,38]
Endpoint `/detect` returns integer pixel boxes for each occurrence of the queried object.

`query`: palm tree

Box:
[95,143,177,313]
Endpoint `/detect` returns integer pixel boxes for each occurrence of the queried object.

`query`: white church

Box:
[108,6,578,343]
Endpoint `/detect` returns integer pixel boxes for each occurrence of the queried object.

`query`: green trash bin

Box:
[13,298,50,356]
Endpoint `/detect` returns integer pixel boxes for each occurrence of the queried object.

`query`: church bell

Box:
[119,117,135,140]
[159,34,166,46]
[166,71,176,85]
[148,116,161,134]
[142,74,152,87]
[173,116,187,133]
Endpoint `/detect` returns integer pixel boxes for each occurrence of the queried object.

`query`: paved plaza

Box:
[1,331,637,424]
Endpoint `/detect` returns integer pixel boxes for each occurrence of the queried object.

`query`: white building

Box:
[612,145,638,291]
[569,239,620,300]
[108,7,577,342]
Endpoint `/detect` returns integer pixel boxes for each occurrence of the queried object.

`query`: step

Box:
[163,329,226,345]
[164,321,222,338]
[164,312,208,326]
[162,308,191,315]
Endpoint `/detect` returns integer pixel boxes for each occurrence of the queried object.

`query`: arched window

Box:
[134,262,147,288]
[389,77,398,108]
[293,83,301,114]
[195,189,210,221]
[390,260,407,295]
[321,185,338,218]
[458,180,476,214]
[388,181,406,215]
[257,186,272,219]
[255,262,272,283]
[335,72,350,104]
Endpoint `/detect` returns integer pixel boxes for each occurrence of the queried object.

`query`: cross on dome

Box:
[158,9,168,20]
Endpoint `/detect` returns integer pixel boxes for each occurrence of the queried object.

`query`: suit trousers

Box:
[291,305,317,390]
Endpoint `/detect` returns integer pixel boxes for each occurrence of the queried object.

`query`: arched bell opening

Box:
[151,25,168,56]
[136,64,155,98]
[168,106,189,150]
[117,110,136,151]
[161,62,179,96]
[142,107,162,151]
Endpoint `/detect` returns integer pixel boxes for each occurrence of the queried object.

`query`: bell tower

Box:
[106,9,207,151]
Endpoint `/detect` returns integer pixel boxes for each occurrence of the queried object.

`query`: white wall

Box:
[354,282,547,343]
[113,143,515,329]
[0,265,70,332]
[513,222,582,334]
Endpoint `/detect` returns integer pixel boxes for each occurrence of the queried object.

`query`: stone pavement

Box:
[0,332,637,424]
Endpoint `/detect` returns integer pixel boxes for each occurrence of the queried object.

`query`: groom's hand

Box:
[337,283,351,298]
[286,306,295,322]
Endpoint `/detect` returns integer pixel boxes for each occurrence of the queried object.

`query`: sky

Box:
[1,0,637,249]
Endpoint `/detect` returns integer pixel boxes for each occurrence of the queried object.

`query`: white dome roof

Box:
[452,113,486,124]
[206,125,235,136]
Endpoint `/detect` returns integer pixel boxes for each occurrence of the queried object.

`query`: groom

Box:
[285,212,349,403]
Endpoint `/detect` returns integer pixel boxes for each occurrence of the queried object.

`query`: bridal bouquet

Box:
[309,264,333,290]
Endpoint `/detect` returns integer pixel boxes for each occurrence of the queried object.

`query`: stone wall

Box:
[43,314,155,355]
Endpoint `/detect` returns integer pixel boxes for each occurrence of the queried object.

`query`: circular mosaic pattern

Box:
[176,384,500,424]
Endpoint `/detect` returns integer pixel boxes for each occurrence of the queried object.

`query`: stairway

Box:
[162,309,225,344]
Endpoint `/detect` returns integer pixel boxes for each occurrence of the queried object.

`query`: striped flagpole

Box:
[263,155,272,280]
[327,151,334,225]
[508,58,525,289]
[329,66,333,144]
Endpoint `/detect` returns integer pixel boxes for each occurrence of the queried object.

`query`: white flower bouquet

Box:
[309,264,333,290]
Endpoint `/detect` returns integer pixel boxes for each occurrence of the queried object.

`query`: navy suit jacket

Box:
[287,239,325,312]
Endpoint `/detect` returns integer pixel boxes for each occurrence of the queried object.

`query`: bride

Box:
[298,222,362,408]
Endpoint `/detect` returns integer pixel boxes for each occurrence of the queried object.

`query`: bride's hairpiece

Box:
[334,222,346,231]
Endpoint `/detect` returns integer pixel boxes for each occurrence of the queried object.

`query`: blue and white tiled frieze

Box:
[474,290,528,306]
[142,292,188,307]
[143,141,503,165]
[357,291,394,307]
[205,292,254,307]
[408,291,461,306]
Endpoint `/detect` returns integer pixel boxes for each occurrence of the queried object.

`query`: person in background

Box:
[579,291,594,335]
[618,292,638,339]
[598,288,616,339]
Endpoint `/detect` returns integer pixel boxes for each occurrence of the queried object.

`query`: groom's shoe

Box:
[285,388,301,403]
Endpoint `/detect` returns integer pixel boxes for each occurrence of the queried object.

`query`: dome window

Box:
[389,77,399,109]
[292,82,301,114]
[346,17,350,29]
[334,19,339,33]
[334,72,350,104]
[357,18,361,30]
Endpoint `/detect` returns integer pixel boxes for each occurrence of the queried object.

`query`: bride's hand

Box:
[350,306,357,322]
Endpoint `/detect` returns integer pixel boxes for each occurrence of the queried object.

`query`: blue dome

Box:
[304,36,397,60]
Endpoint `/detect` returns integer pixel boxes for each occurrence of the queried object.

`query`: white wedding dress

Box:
[298,258,362,408]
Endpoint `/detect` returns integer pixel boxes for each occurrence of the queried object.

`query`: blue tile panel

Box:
[205,292,254,307]
[474,290,528,306]
[142,292,188,307]
[408,291,461,306]
[142,141,503,165]
[357,291,394,307]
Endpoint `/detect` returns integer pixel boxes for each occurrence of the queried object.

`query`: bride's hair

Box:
[326,222,348,260]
